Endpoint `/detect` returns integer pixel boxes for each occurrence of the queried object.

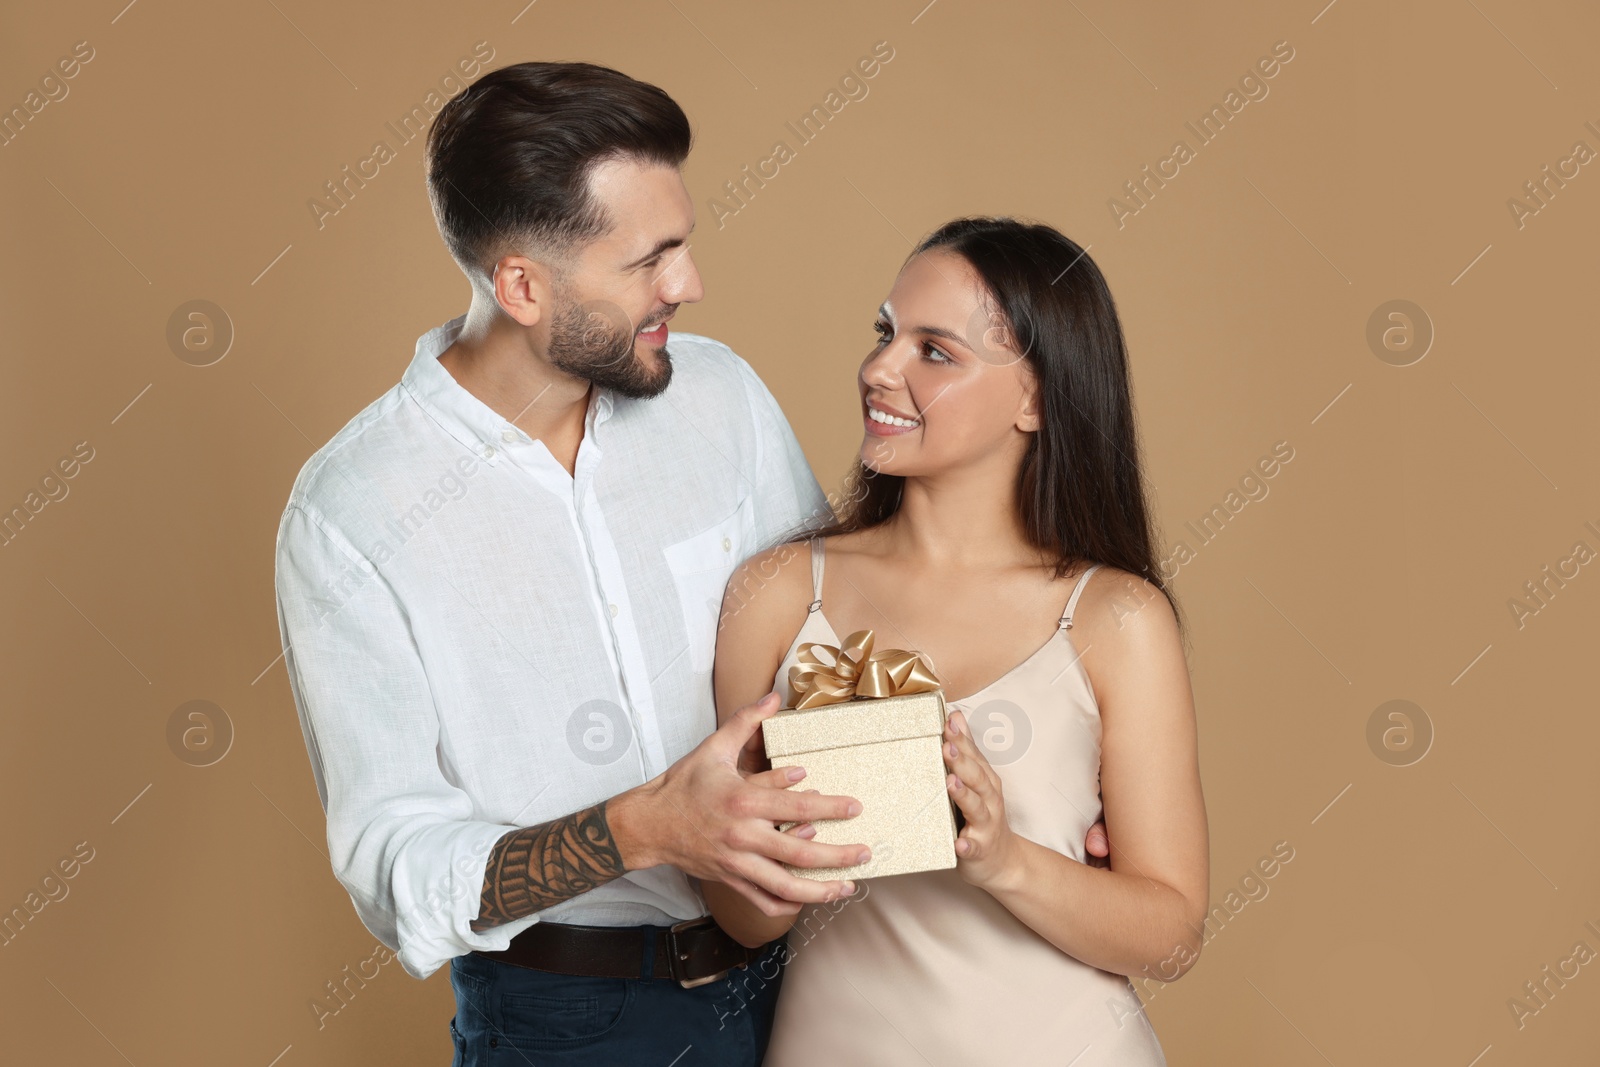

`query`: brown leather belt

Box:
[471,916,774,989]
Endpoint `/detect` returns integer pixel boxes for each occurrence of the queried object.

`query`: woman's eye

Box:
[872,322,892,344]
[922,343,952,363]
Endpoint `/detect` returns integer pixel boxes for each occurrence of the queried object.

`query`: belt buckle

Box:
[668,917,732,989]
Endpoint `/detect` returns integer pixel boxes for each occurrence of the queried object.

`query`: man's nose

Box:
[659,249,704,305]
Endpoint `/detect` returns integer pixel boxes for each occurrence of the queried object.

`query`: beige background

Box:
[3,0,1597,1063]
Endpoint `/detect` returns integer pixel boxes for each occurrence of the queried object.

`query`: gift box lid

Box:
[762,690,947,759]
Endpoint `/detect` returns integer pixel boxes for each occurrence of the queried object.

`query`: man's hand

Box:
[609,691,868,917]
[734,708,771,777]
[1085,820,1110,868]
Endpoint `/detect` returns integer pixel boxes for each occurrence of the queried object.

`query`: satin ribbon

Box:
[787,628,941,710]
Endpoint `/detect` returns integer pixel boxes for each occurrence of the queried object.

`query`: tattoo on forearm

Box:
[471,802,625,931]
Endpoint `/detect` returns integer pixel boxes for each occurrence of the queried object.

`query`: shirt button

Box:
[501,429,517,444]
[609,603,619,617]
[483,445,496,459]
[722,537,732,552]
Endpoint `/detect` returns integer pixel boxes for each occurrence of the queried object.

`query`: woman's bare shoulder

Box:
[721,539,817,620]
[1066,564,1187,710]
[716,539,818,656]
[1070,564,1181,654]
[807,526,886,564]
[714,539,821,721]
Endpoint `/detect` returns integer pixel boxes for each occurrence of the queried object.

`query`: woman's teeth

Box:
[868,406,919,428]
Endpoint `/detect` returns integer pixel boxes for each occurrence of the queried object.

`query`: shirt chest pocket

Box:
[661,495,755,674]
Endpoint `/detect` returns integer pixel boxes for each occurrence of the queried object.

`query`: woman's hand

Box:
[943,708,1023,891]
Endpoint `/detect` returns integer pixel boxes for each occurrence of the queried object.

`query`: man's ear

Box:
[492,254,557,328]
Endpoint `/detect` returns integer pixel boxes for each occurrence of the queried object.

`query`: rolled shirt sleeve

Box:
[274,503,538,980]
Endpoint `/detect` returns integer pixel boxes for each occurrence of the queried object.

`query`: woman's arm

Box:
[943,572,1210,980]
[703,541,844,949]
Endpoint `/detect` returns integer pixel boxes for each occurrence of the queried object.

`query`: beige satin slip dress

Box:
[760,537,1167,1067]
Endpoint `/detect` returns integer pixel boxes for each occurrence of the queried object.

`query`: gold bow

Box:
[787,628,942,710]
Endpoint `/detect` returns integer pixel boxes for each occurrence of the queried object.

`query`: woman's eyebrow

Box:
[910,323,972,350]
[877,304,973,350]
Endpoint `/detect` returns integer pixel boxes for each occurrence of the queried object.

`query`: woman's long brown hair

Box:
[791,216,1182,637]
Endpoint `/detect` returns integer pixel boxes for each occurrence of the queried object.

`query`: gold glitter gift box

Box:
[761,629,959,881]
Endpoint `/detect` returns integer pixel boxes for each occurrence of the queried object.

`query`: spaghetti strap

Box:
[1058,563,1102,630]
[808,536,826,613]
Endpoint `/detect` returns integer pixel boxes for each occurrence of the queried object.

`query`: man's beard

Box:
[546,288,674,400]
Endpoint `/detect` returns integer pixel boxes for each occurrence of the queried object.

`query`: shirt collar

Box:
[401,314,615,465]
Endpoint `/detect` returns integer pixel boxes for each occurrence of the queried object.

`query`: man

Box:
[275,60,1110,1065]
[275,60,871,1064]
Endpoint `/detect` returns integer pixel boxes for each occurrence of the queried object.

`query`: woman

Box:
[704,217,1208,1065]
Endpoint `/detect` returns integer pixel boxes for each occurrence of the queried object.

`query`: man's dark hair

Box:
[425,61,692,284]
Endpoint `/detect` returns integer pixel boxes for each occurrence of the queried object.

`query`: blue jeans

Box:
[448,928,788,1066]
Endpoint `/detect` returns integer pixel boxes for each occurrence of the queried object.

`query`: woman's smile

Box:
[864,398,922,436]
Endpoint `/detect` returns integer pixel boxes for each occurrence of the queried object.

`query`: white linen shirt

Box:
[274,314,829,980]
